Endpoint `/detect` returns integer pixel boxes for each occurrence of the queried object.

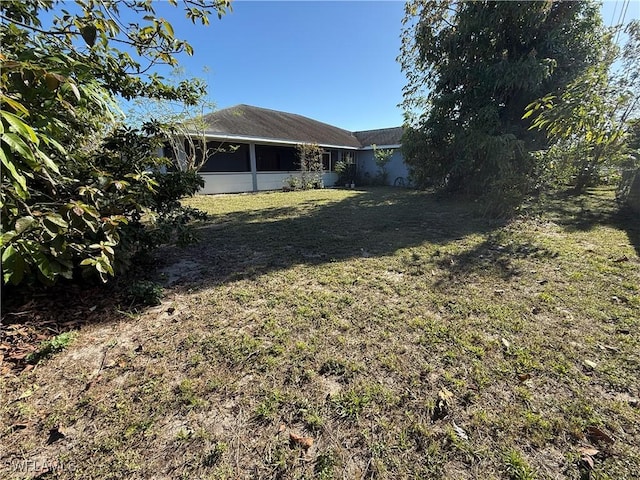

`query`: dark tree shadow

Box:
[433,234,560,287]
[429,187,638,289]
[537,188,640,256]
[154,187,504,292]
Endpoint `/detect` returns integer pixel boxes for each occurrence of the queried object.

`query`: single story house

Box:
[170,104,408,194]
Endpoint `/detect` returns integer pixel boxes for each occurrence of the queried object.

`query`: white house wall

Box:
[199,171,340,194]
[256,172,339,191]
[199,173,254,194]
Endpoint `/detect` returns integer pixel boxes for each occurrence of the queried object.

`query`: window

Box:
[198,142,250,172]
[256,145,298,171]
[342,152,355,164]
[322,151,331,171]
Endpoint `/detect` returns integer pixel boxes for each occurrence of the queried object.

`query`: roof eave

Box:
[184,131,361,150]
[359,144,402,150]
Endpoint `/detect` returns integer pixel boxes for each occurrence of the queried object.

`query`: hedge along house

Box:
[171,104,407,194]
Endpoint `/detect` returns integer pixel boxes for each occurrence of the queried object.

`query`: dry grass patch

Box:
[1,187,639,479]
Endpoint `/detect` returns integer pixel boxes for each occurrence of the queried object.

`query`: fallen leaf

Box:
[578,446,599,456]
[517,373,532,382]
[598,344,619,353]
[501,338,511,349]
[438,387,454,402]
[586,426,614,445]
[583,359,597,370]
[580,454,595,469]
[289,432,313,450]
[451,421,468,441]
[278,424,286,434]
[433,388,453,420]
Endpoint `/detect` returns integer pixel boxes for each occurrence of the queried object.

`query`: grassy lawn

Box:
[1,187,639,479]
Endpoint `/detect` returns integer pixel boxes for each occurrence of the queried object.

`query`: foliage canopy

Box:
[525,20,640,192]
[399,0,605,202]
[1,0,229,286]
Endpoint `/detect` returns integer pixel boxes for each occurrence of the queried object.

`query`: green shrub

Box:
[1,122,206,287]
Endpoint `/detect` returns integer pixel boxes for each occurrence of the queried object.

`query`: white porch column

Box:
[249,143,258,192]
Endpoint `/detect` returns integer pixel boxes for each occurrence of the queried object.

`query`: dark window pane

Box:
[256,145,298,171]
[199,142,250,172]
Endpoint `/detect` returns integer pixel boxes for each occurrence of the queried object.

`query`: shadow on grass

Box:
[3,186,634,371]
[536,188,640,256]
[433,234,560,287]
[155,187,505,291]
[428,187,638,290]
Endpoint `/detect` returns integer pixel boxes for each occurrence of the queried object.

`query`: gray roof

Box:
[354,127,404,148]
[200,104,362,148]
[199,104,403,149]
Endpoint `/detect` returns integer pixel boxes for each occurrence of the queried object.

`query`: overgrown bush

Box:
[1,121,206,286]
[334,159,356,186]
[0,0,223,288]
[296,143,324,189]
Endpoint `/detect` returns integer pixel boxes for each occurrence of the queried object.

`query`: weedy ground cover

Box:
[1,187,638,479]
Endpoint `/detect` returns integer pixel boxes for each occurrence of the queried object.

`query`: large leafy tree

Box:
[399,0,604,199]
[526,21,640,192]
[1,0,229,286]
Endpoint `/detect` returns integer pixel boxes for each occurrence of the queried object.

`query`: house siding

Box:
[198,172,255,194]
[356,149,408,186]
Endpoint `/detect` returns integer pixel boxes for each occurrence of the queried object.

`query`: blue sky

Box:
[146,1,407,131]
[126,1,637,132]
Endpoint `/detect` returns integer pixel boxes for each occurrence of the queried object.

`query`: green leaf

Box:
[2,132,37,166]
[41,135,67,155]
[0,148,28,195]
[95,260,106,274]
[0,231,16,247]
[2,245,26,285]
[1,110,38,144]
[37,151,61,174]
[163,20,174,36]
[44,214,68,229]
[66,81,81,101]
[1,95,29,116]
[32,250,55,280]
[15,216,36,234]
